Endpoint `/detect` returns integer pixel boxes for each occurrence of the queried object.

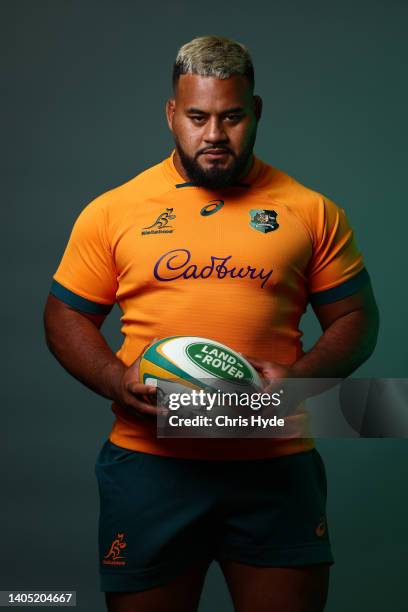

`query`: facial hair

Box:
[174,133,256,189]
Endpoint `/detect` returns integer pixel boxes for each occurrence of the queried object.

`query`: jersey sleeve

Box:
[308,196,370,305]
[50,198,117,314]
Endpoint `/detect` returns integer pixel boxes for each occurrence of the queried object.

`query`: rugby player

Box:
[44,36,379,612]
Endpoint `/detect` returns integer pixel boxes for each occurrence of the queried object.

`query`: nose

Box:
[203,117,228,145]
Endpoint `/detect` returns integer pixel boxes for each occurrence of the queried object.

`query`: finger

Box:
[126,382,157,396]
[264,378,284,394]
[133,399,162,416]
[242,355,270,375]
[241,354,267,367]
[122,394,165,417]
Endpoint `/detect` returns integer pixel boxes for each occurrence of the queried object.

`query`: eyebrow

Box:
[185,107,245,114]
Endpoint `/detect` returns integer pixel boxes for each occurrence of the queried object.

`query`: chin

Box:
[199,160,232,172]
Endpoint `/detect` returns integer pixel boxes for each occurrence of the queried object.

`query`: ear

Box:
[253,95,263,122]
[166,98,176,131]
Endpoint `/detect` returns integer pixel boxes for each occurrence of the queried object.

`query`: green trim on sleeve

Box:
[309,268,370,306]
[50,280,114,315]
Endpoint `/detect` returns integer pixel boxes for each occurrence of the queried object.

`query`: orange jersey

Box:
[51,152,368,459]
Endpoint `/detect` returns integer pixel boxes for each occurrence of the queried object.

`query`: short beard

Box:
[174,136,255,190]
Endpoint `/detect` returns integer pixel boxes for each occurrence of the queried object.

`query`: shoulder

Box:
[73,157,174,238]
[88,158,173,213]
[256,160,346,236]
[258,160,328,209]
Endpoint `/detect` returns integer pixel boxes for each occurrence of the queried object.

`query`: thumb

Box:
[242,354,269,374]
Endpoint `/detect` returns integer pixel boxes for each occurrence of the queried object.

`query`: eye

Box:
[224,115,242,123]
[190,115,206,124]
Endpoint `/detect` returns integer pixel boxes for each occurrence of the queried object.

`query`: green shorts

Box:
[95,441,334,592]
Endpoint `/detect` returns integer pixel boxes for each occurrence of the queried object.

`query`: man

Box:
[44,36,379,612]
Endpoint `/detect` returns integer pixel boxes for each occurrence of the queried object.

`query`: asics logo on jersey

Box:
[200,200,224,216]
[154,249,273,289]
[142,208,176,235]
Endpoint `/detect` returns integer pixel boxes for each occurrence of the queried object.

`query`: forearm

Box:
[292,309,378,379]
[283,307,379,403]
[44,305,125,401]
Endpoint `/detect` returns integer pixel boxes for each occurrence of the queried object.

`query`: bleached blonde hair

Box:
[173,36,254,89]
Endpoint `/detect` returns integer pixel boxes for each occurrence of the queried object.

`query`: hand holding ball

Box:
[139,336,262,393]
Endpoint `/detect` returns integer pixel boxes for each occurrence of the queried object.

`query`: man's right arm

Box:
[43,294,158,416]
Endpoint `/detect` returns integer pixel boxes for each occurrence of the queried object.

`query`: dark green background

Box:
[2,0,407,610]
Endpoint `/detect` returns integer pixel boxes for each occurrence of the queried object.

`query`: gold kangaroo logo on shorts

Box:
[103,533,127,566]
[315,516,326,537]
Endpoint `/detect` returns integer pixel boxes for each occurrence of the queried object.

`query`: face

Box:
[166,74,262,189]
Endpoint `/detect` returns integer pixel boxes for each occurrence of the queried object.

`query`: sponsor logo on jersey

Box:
[153,248,273,289]
[103,532,127,566]
[249,209,279,233]
[142,208,176,235]
[200,200,224,216]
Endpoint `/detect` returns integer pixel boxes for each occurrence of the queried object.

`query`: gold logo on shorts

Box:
[103,532,127,566]
[315,516,326,537]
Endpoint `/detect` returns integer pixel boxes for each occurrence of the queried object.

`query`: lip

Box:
[202,150,230,158]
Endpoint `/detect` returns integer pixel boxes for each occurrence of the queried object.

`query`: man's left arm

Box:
[248,281,379,397]
[249,193,380,393]
[291,280,379,379]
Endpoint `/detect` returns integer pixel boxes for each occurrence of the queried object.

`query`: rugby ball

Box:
[139,336,262,392]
